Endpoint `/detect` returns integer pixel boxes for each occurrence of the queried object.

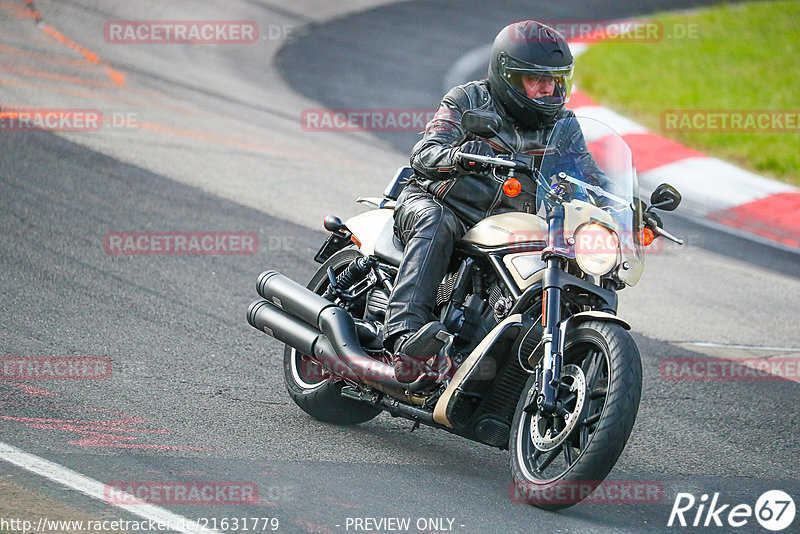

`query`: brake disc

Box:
[530,364,587,451]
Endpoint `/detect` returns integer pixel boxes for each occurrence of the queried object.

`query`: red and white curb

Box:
[567,37,800,250]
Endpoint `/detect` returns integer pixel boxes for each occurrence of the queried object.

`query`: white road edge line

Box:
[441,43,490,94]
[0,441,220,534]
[679,342,800,352]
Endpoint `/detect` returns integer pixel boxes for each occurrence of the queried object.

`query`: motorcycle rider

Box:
[385,20,600,381]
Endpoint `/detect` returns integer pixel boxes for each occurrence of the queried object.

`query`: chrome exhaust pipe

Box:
[252,271,406,388]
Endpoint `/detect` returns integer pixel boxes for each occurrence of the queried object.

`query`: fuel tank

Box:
[460,212,548,248]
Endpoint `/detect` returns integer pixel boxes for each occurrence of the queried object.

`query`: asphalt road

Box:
[1,1,799,533]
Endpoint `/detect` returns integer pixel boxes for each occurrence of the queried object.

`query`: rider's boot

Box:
[391,321,449,383]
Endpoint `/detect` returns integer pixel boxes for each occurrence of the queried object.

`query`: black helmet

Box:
[488,20,574,129]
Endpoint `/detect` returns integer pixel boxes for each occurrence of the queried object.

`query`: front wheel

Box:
[509,320,642,510]
[283,249,382,425]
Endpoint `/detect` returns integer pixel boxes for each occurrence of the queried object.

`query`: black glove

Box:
[644,210,663,229]
[637,199,662,229]
[454,140,494,175]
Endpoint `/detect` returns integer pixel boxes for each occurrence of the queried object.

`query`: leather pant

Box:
[383,184,466,346]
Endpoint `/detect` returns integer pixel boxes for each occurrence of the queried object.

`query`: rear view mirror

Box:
[649,183,682,212]
[461,109,502,137]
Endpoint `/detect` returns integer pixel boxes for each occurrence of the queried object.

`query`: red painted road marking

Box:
[568,89,597,109]
[569,90,707,172]
[708,192,800,248]
[622,132,706,173]
[1,386,214,451]
[7,383,58,396]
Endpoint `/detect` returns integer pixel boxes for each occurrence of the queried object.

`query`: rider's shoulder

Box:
[556,107,576,119]
[442,80,492,110]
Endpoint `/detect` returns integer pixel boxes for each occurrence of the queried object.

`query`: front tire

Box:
[282,249,382,425]
[509,320,642,510]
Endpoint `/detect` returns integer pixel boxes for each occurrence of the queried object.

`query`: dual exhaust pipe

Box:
[247,270,407,389]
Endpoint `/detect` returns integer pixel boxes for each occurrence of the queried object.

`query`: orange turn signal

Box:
[503,177,522,197]
[639,228,655,247]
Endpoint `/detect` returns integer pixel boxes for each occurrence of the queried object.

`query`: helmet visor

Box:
[498,53,574,106]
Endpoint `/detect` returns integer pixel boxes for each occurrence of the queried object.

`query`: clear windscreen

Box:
[537,116,644,285]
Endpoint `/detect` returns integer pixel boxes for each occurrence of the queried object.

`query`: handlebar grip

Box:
[457,152,517,169]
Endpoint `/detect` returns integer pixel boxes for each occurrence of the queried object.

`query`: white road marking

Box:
[681,342,800,352]
[639,157,796,215]
[0,441,220,534]
[569,42,588,57]
[441,43,490,94]
[570,106,649,137]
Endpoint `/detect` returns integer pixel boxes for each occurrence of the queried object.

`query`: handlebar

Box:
[644,211,684,245]
[653,226,684,245]
[460,152,685,246]
[456,152,526,170]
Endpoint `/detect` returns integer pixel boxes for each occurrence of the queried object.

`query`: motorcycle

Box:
[247,111,683,509]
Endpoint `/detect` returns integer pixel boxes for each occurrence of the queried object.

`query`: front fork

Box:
[533,206,569,417]
[535,258,565,416]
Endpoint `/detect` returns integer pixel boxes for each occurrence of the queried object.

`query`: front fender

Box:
[564,311,630,331]
[555,312,630,363]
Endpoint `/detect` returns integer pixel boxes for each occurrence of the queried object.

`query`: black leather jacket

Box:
[410,80,599,228]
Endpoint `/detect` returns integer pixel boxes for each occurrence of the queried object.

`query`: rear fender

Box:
[344,208,394,256]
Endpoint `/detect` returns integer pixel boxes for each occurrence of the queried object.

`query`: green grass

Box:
[574,1,800,186]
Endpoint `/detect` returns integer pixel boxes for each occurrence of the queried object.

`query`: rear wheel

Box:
[509,320,642,509]
[282,249,382,425]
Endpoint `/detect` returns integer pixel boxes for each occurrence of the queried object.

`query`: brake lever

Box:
[654,226,684,245]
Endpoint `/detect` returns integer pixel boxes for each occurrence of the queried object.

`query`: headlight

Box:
[574,223,620,276]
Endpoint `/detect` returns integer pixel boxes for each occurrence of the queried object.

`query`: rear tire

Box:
[283,249,382,425]
[509,320,642,510]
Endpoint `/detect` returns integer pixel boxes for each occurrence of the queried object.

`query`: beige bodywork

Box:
[344,209,394,257]
[461,212,548,247]
[564,199,614,234]
[503,252,546,291]
[346,201,643,291]
[433,314,523,427]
